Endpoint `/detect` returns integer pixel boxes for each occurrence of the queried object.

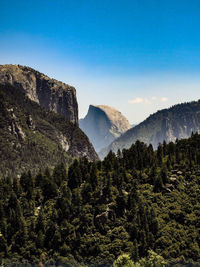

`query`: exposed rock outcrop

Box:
[100,100,200,159]
[8,121,26,141]
[80,105,131,152]
[57,132,70,152]
[0,64,78,125]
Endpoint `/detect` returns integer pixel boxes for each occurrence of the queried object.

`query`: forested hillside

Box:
[1,134,200,266]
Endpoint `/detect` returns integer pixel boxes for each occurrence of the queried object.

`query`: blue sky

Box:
[1,0,200,123]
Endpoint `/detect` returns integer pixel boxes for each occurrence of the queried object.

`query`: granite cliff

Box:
[0,83,98,176]
[0,64,78,125]
[100,100,200,158]
[80,105,131,152]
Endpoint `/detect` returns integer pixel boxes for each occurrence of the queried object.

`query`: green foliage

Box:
[138,250,167,267]
[1,133,200,265]
[113,254,135,267]
[113,251,167,267]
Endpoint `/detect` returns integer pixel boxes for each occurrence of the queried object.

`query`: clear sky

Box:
[1,0,200,124]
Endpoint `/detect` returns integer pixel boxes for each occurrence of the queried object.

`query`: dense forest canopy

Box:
[1,133,200,266]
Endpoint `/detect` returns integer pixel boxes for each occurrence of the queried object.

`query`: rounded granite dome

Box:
[79,104,131,153]
[95,105,131,134]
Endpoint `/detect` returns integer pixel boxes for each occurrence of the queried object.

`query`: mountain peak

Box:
[80,104,131,152]
[94,105,130,132]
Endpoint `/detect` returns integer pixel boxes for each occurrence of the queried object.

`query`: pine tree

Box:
[68,160,82,189]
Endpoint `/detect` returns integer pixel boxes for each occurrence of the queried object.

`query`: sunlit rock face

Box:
[0,64,78,125]
[80,105,131,153]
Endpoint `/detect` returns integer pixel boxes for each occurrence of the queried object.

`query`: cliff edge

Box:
[0,64,78,125]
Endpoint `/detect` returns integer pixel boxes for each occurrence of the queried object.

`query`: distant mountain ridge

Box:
[80,104,131,152]
[0,64,78,125]
[100,100,200,158]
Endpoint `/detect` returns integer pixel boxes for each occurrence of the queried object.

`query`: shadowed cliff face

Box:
[0,64,78,125]
[99,100,200,159]
[80,105,131,152]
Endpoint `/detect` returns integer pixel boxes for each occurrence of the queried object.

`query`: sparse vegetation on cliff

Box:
[0,83,98,176]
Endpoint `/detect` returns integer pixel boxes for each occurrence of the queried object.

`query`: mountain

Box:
[0,64,78,125]
[80,105,131,152]
[0,83,98,176]
[100,100,200,158]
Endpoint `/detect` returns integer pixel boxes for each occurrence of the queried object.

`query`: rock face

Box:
[100,100,200,159]
[0,64,78,125]
[80,105,131,152]
[0,83,98,176]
